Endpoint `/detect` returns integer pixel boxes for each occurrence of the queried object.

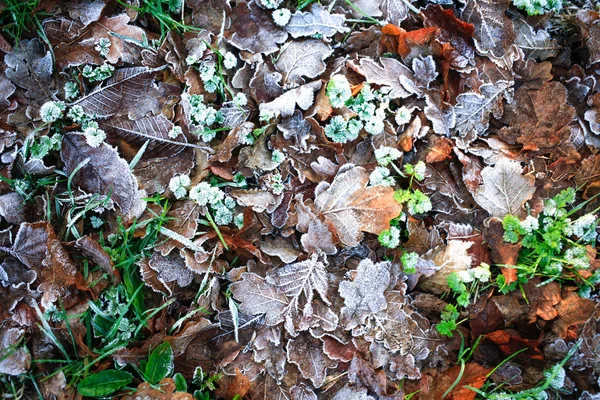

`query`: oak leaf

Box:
[286,4,349,38]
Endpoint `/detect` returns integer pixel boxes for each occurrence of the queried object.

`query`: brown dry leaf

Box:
[54,14,146,68]
[286,333,336,388]
[121,378,194,400]
[483,218,520,285]
[460,0,515,62]
[314,166,402,247]
[422,363,490,400]
[426,136,453,163]
[349,57,420,99]
[418,240,473,294]
[553,291,596,339]
[227,1,288,55]
[499,82,576,152]
[61,133,138,214]
[275,40,333,86]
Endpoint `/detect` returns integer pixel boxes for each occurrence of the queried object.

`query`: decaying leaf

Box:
[230,273,289,326]
[513,17,560,61]
[339,259,392,329]
[471,157,536,218]
[259,81,322,118]
[315,166,403,247]
[499,82,575,152]
[349,57,420,99]
[228,1,288,55]
[69,66,164,118]
[275,40,333,86]
[61,133,138,214]
[454,80,511,137]
[287,333,336,387]
[286,4,349,38]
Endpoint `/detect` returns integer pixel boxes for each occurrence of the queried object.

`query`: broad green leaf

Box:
[145,342,174,385]
[77,369,132,397]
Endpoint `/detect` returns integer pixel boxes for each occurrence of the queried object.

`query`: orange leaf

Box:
[381,24,438,58]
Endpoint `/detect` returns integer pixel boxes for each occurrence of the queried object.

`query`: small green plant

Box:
[500,187,600,293]
[116,0,201,39]
[447,264,492,308]
[0,0,46,46]
[436,304,461,338]
[512,0,562,16]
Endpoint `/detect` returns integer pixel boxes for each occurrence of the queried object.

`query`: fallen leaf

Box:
[314,166,402,247]
[275,40,333,86]
[286,4,349,38]
[471,157,536,218]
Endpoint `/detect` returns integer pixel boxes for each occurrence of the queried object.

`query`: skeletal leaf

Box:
[266,254,330,316]
[61,133,138,214]
[460,0,515,60]
[101,115,201,159]
[471,157,536,218]
[275,40,333,86]
[286,4,350,38]
[513,17,560,61]
[287,333,337,388]
[314,166,402,247]
[69,66,164,118]
[230,273,289,326]
[454,80,510,137]
[259,81,322,118]
[339,259,392,329]
[349,57,420,99]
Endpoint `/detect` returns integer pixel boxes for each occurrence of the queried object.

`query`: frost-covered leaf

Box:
[0,193,25,225]
[471,157,536,218]
[460,0,515,60]
[499,82,575,152]
[266,254,330,315]
[277,111,313,152]
[314,166,403,247]
[275,40,332,86]
[301,220,337,255]
[101,115,202,158]
[259,81,322,118]
[286,4,349,38]
[412,56,437,88]
[287,333,336,388]
[61,133,138,214]
[148,252,194,290]
[349,57,420,99]
[339,259,392,329]
[454,80,510,137]
[9,222,48,269]
[331,384,375,400]
[5,39,53,108]
[513,17,560,61]
[227,1,288,55]
[69,66,164,118]
[0,328,30,376]
[381,0,412,25]
[230,273,289,326]
[290,383,317,400]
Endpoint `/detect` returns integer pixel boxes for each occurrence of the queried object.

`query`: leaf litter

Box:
[0,0,600,399]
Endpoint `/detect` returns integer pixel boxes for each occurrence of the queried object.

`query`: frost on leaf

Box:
[286,4,350,38]
[227,1,288,55]
[287,333,337,388]
[499,82,575,152]
[61,133,138,214]
[339,259,392,329]
[453,80,511,138]
[101,114,201,159]
[349,57,420,99]
[69,66,164,118]
[513,17,560,61]
[5,39,53,109]
[471,157,536,218]
[259,81,322,118]
[266,254,330,317]
[275,40,333,86]
[314,166,402,247]
[230,273,289,326]
[460,0,515,61]
[0,328,30,376]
